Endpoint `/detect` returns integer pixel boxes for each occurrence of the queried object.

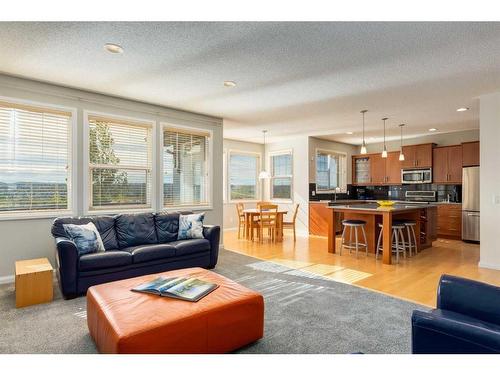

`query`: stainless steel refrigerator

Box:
[462,166,480,242]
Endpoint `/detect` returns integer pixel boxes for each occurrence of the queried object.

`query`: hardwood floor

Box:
[223,229,500,307]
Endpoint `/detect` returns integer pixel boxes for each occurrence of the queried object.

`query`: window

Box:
[316,149,347,191]
[87,114,153,211]
[228,151,260,201]
[270,151,293,200]
[0,100,73,217]
[163,126,210,208]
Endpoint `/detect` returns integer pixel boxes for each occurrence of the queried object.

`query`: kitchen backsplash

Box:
[309,183,462,202]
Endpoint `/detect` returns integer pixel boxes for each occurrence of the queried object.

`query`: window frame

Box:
[0,95,77,221]
[269,149,293,202]
[315,148,347,193]
[83,110,156,215]
[160,123,213,211]
[227,149,261,203]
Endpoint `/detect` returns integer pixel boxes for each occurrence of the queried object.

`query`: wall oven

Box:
[401,168,432,184]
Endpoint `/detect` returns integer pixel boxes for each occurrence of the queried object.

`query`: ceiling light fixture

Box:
[360,110,368,155]
[398,124,405,161]
[104,43,124,54]
[346,131,354,135]
[223,81,237,88]
[429,128,438,132]
[258,130,271,179]
[381,117,388,158]
[456,107,469,112]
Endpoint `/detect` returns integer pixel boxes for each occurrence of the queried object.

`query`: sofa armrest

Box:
[437,274,500,325]
[203,225,220,268]
[54,237,79,298]
[411,309,500,354]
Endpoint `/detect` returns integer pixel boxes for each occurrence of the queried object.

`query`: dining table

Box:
[242,208,288,241]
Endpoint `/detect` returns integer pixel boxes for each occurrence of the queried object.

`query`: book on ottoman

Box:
[132,276,218,302]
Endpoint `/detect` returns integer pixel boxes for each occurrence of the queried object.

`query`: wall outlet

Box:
[494,194,500,205]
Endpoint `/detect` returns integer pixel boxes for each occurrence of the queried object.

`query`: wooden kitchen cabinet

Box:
[433,145,462,184]
[309,202,331,236]
[352,152,401,185]
[462,141,480,166]
[370,154,386,184]
[436,204,462,239]
[401,143,434,169]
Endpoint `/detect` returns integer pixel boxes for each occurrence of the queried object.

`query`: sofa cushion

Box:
[79,251,132,271]
[154,212,180,243]
[170,239,211,256]
[115,213,158,248]
[63,223,100,255]
[91,216,119,250]
[52,217,93,238]
[123,244,177,264]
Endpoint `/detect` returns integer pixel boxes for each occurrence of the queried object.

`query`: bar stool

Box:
[340,219,368,258]
[376,222,406,263]
[401,220,418,256]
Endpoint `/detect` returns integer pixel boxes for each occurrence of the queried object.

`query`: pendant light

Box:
[258,130,271,179]
[360,110,368,154]
[381,117,388,158]
[398,124,405,161]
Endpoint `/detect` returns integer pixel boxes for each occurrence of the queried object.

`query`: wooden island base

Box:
[328,204,437,265]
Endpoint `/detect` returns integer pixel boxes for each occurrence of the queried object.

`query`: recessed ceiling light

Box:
[456,107,469,112]
[104,43,124,54]
[223,81,237,88]
[346,131,354,135]
[429,128,438,132]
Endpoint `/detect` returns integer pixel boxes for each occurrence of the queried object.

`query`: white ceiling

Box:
[0,22,498,144]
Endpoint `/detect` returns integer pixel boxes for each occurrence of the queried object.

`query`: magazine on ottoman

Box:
[132,276,219,302]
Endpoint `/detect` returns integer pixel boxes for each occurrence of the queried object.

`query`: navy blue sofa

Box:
[51,211,220,299]
[412,275,500,354]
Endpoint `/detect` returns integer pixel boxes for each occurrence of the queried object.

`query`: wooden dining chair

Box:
[257,204,278,243]
[235,203,245,239]
[283,203,300,242]
[256,201,272,209]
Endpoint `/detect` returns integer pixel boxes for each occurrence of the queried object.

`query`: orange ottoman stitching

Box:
[87,267,264,353]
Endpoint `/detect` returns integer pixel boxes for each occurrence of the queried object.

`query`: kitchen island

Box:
[327,203,437,265]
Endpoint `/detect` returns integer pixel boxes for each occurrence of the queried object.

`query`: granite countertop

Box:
[327,202,437,212]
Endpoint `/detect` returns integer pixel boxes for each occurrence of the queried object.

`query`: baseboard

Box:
[478,261,500,271]
[219,244,225,251]
[223,227,238,231]
[0,275,14,285]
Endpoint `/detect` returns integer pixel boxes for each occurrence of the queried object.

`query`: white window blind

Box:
[229,152,259,201]
[163,127,210,207]
[271,151,293,200]
[0,101,72,215]
[88,115,152,211]
[316,150,347,191]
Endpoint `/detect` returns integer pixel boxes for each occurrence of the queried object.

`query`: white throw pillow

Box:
[81,222,105,252]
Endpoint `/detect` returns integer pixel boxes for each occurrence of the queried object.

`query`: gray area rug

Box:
[0,249,427,354]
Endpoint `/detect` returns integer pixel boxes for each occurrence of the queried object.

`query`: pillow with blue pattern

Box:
[63,223,100,255]
[178,213,205,240]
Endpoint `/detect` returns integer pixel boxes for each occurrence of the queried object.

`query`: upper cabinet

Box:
[352,152,401,185]
[433,145,462,184]
[401,143,434,169]
[462,141,480,167]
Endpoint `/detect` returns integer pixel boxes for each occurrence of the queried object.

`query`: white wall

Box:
[222,138,264,231]
[479,93,500,270]
[0,74,223,280]
[308,137,358,186]
[362,129,479,154]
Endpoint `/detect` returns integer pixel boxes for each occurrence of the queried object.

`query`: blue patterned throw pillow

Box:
[63,224,99,255]
[178,213,205,240]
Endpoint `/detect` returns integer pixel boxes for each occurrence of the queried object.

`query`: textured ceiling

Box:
[0,22,498,144]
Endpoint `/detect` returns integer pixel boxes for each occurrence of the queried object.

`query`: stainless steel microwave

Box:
[401,168,432,184]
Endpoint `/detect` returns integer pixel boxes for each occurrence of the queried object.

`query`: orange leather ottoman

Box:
[86,267,264,353]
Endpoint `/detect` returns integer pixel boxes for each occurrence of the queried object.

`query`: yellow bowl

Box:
[376,200,395,206]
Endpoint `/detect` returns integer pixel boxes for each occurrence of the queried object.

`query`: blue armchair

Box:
[412,275,500,354]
